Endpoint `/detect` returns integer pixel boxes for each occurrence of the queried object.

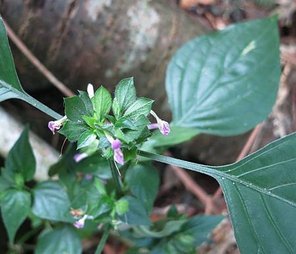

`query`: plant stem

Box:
[95,225,111,254]
[109,159,123,194]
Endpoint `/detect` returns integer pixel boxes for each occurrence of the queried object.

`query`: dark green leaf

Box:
[59,121,89,142]
[5,128,36,181]
[0,17,23,101]
[182,215,224,245]
[124,98,153,120]
[125,163,159,211]
[1,190,31,243]
[36,226,82,254]
[64,96,89,122]
[78,90,94,116]
[140,131,296,254]
[115,77,137,111]
[119,196,151,226]
[93,86,112,122]
[166,16,280,136]
[0,18,61,119]
[32,181,72,222]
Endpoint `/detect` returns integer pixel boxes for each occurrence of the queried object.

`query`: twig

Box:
[3,19,74,97]
[95,226,111,254]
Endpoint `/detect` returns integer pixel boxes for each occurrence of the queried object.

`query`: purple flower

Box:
[73,215,87,229]
[105,134,125,165]
[48,116,67,134]
[74,152,88,162]
[149,110,170,136]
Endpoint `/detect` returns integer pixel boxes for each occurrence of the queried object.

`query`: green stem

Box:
[95,226,111,254]
[138,150,219,177]
[22,93,62,120]
[109,160,123,194]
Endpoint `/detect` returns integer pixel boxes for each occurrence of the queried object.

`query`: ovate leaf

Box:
[32,181,72,222]
[5,127,36,181]
[166,16,280,136]
[125,163,159,211]
[1,190,31,243]
[93,86,112,122]
[140,132,296,254]
[115,77,137,111]
[124,98,153,120]
[36,226,81,254]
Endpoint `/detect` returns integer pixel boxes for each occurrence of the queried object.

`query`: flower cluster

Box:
[47,78,170,166]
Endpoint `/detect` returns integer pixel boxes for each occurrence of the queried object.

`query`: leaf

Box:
[0,17,23,101]
[5,127,36,181]
[115,77,137,111]
[112,97,121,119]
[93,86,112,122]
[124,98,153,120]
[64,96,89,122]
[77,131,97,150]
[182,215,224,246]
[32,181,72,222]
[35,226,82,254]
[1,190,31,243]
[119,196,151,226]
[145,126,199,148]
[125,163,159,211]
[59,121,89,142]
[0,18,61,119]
[166,16,280,136]
[140,132,296,254]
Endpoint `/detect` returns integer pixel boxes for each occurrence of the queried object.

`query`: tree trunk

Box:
[0,0,205,113]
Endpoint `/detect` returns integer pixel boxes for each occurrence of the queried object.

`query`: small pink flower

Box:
[148,110,170,136]
[74,153,88,162]
[105,134,125,165]
[48,116,67,134]
[73,215,87,229]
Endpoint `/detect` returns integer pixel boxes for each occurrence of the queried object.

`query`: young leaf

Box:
[64,96,89,122]
[32,181,72,222]
[115,77,137,111]
[36,226,82,254]
[93,86,112,122]
[125,163,159,212]
[140,131,296,254]
[1,189,31,243]
[5,127,36,181]
[166,16,280,136]
[124,98,153,120]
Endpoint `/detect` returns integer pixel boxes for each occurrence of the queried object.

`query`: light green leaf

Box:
[115,77,137,111]
[145,126,199,148]
[140,132,296,254]
[125,163,159,211]
[166,16,280,136]
[124,98,153,120]
[5,127,36,181]
[112,97,121,119]
[32,181,72,222]
[93,86,112,122]
[35,226,82,254]
[1,190,31,243]
[77,131,97,150]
